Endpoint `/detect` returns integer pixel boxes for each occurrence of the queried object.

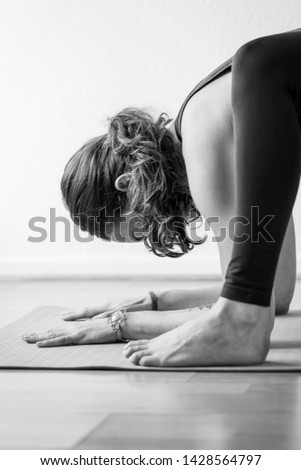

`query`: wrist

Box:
[135,292,159,311]
[126,294,153,311]
[141,294,153,311]
[107,309,128,342]
[156,290,177,310]
[149,291,158,311]
[104,321,118,343]
[120,311,153,340]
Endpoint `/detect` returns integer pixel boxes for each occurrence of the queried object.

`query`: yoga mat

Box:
[0,306,301,371]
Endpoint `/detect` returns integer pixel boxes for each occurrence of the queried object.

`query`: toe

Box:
[123,339,149,350]
[139,355,160,367]
[128,350,151,365]
[123,344,147,358]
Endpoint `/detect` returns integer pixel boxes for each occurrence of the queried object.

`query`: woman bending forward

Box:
[24,29,300,367]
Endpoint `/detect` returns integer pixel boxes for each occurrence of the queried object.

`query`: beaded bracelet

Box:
[149,291,158,311]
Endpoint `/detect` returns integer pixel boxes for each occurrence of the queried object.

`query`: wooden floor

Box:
[0,278,301,450]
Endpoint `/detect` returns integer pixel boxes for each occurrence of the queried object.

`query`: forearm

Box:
[121,307,208,340]
[157,283,222,310]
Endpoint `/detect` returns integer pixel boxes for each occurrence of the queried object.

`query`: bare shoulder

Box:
[181,71,233,153]
[180,71,234,220]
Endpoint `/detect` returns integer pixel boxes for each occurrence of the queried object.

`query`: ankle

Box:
[217,296,273,363]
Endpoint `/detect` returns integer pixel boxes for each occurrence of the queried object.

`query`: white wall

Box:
[1,0,301,278]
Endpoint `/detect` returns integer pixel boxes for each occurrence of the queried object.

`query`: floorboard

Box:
[0,278,300,449]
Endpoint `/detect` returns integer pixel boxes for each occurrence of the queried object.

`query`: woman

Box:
[23,29,300,367]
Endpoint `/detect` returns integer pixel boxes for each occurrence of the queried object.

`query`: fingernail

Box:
[22,335,29,341]
[36,342,43,347]
[62,310,72,316]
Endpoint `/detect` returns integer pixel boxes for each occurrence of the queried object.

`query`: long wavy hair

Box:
[61,107,206,257]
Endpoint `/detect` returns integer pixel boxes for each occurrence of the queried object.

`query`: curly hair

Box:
[61,107,206,257]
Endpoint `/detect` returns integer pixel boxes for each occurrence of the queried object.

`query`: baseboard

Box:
[1,255,300,280]
[0,255,222,280]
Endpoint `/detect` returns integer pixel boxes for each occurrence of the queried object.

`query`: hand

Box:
[61,294,152,321]
[22,318,116,347]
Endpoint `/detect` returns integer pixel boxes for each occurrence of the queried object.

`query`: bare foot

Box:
[123,296,275,367]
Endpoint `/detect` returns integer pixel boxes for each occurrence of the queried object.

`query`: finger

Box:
[62,307,101,321]
[22,332,38,343]
[36,336,74,347]
[22,331,60,343]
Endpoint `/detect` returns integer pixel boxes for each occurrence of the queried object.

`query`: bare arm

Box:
[121,306,211,340]
[157,284,221,310]
[63,286,223,321]
[180,70,296,316]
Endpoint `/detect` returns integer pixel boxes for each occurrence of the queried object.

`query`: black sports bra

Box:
[174,28,301,141]
[174,56,233,142]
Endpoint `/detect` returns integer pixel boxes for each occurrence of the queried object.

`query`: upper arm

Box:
[182,101,238,284]
[182,90,296,314]
[182,97,234,223]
